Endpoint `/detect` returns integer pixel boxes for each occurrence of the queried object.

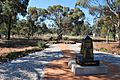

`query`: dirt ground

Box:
[0,39,38,56]
[93,41,120,55]
[0,40,120,56]
[0,47,35,56]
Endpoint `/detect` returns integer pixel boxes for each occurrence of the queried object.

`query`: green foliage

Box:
[47,5,85,40]
[37,41,48,48]
[0,47,44,63]
[6,52,26,59]
[63,37,69,41]
[75,0,103,16]
[0,51,27,63]
[99,47,108,52]
[24,48,43,53]
[101,26,107,37]
[75,0,120,46]
[0,56,7,63]
[0,3,86,40]
[0,0,29,40]
[49,36,57,41]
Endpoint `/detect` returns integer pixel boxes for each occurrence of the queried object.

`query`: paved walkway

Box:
[0,44,63,80]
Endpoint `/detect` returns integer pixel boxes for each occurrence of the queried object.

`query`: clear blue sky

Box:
[27,0,95,25]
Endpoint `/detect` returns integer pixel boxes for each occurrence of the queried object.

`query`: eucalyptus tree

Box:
[41,23,48,34]
[75,0,106,18]
[76,0,120,46]
[0,0,5,24]
[26,7,49,39]
[68,8,85,35]
[0,22,7,38]
[0,0,29,40]
[106,0,120,45]
[47,5,85,40]
[16,19,28,37]
[47,5,67,40]
[97,16,113,43]
[27,7,38,39]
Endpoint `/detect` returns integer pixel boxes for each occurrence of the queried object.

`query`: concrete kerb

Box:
[68,59,108,76]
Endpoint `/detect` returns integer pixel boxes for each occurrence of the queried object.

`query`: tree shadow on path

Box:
[45,44,120,80]
[0,48,64,80]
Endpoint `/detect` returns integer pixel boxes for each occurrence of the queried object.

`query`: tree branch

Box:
[106,0,118,17]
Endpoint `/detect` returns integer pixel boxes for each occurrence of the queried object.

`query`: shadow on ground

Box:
[0,39,40,48]
[0,49,64,80]
[45,49,120,80]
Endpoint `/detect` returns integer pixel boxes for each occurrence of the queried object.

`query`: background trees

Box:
[0,0,29,40]
[1,0,117,41]
[76,0,120,45]
[106,0,120,46]
[0,2,92,40]
[47,5,85,40]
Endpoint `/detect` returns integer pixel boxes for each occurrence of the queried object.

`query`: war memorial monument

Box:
[68,35,108,75]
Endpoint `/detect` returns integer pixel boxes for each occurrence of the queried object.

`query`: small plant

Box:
[37,41,48,49]
[63,37,69,41]
[0,56,7,62]
[6,52,17,59]
[49,37,53,41]
[99,47,108,52]
[49,36,58,41]
[26,48,42,53]
[6,52,27,60]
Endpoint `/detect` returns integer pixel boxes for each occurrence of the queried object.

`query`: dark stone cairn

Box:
[76,35,99,66]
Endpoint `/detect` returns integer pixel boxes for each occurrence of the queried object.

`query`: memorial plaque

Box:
[81,35,93,61]
[76,35,99,66]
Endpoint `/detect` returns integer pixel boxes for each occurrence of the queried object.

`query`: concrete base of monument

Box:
[68,59,108,75]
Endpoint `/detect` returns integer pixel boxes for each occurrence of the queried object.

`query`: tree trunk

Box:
[57,28,63,40]
[27,33,29,40]
[118,20,120,47]
[27,29,30,40]
[57,33,62,40]
[0,34,1,39]
[113,26,116,41]
[106,29,110,44]
[7,19,11,40]
[31,21,34,38]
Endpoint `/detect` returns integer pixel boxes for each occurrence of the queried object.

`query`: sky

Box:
[27,0,95,25]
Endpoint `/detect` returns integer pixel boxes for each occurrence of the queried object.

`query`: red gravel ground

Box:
[44,44,120,80]
[93,42,120,55]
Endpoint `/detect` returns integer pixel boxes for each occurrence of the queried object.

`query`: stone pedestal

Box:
[68,59,108,76]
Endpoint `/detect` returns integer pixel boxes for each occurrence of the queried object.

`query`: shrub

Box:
[0,56,7,62]
[49,37,53,41]
[63,37,69,41]
[99,47,108,52]
[0,47,44,63]
[6,52,17,59]
[6,52,27,60]
[37,41,48,49]
[49,36,57,41]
